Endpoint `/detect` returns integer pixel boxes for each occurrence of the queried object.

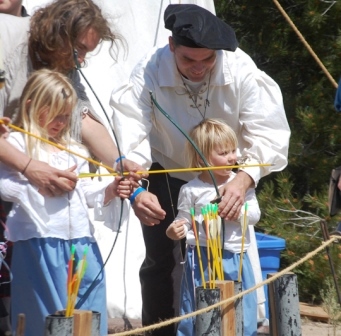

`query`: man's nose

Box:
[77,52,86,64]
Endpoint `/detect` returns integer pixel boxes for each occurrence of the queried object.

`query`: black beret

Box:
[164,4,238,51]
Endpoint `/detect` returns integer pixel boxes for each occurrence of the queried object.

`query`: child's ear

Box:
[197,154,204,165]
[198,154,210,166]
[26,99,32,108]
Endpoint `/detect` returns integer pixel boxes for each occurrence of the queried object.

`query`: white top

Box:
[111,45,291,184]
[175,173,261,253]
[0,132,114,242]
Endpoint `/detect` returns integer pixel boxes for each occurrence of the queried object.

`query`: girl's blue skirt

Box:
[11,237,107,336]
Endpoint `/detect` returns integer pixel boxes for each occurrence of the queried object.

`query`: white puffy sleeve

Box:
[174,184,193,232]
[110,55,155,169]
[0,134,49,234]
[238,63,290,185]
[75,154,130,232]
[242,187,261,226]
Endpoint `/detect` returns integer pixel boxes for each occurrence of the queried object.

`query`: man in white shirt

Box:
[111,4,290,335]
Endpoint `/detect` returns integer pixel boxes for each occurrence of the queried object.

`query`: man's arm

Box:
[216,55,290,220]
[81,114,118,168]
[81,114,146,179]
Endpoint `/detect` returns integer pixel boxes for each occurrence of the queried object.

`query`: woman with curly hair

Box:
[0,0,141,191]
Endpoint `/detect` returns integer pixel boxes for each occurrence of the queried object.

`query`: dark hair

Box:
[29,0,124,71]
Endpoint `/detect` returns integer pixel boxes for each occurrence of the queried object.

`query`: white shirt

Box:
[175,173,261,253]
[111,45,291,184]
[0,133,112,242]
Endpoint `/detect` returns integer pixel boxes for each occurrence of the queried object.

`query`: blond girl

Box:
[0,69,131,336]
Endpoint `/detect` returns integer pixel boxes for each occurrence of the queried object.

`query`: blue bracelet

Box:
[113,155,126,171]
[129,186,146,205]
[115,155,126,163]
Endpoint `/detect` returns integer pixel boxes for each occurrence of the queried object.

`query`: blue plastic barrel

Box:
[255,232,286,318]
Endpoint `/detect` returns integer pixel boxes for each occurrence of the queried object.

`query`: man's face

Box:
[169,37,216,82]
[0,0,22,16]
[50,27,101,74]
[73,27,101,66]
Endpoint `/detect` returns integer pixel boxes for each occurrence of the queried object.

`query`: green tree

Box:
[215,0,341,302]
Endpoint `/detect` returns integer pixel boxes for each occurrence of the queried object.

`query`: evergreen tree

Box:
[215,0,341,302]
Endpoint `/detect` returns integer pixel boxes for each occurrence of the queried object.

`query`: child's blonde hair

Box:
[186,118,238,168]
[15,69,78,159]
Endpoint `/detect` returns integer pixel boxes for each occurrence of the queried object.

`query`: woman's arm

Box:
[0,137,77,196]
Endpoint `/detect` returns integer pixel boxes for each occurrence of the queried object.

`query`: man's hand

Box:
[119,158,147,175]
[25,161,77,197]
[132,190,166,226]
[218,171,253,220]
[117,158,149,189]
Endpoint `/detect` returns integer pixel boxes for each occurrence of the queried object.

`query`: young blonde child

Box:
[166,118,259,336]
[0,69,131,336]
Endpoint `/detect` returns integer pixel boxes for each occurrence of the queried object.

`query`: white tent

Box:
[22,0,215,319]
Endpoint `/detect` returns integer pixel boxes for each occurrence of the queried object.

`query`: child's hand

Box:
[166,219,187,240]
[104,176,132,204]
[116,176,133,199]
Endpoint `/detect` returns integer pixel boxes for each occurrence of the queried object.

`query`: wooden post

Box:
[195,286,221,335]
[234,281,243,336]
[215,280,235,336]
[73,310,92,336]
[16,313,25,336]
[268,272,302,336]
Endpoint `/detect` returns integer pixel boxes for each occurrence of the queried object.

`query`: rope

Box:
[112,235,340,335]
[272,0,338,89]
